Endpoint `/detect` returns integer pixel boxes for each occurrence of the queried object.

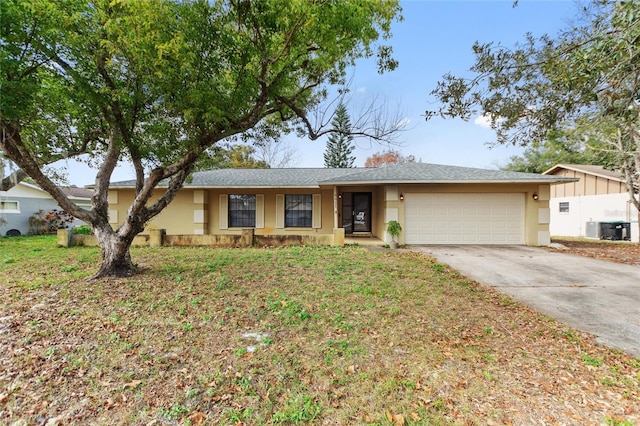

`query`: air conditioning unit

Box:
[585,221,599,239]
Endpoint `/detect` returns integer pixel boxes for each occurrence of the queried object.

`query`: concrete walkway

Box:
[412,245,640,357]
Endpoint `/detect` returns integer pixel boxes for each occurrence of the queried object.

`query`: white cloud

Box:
[473,114,493,129]
[355,86,366,94]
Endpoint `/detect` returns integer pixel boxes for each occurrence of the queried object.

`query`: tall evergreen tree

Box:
[324,104,356,168]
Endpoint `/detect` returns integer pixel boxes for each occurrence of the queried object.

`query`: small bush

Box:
[73,225,93,235]
[29,209,75,235]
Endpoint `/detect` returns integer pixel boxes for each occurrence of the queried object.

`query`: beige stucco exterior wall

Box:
[109,187,336,237]
[108,189,198,235]
[549,170,626,197]
[108,182,553,246]
[206,188,334,236]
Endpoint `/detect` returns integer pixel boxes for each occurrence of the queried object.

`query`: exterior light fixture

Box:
[338,193,342,199]
[532,192,539,201]
[399,193,404,201]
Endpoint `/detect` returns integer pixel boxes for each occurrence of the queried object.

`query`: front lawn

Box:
[0,236,638,425]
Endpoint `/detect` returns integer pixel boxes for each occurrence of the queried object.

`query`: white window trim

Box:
[559,201,570,214]
[0,200,20,213]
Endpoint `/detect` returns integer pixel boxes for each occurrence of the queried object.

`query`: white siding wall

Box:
[549,193,639,242]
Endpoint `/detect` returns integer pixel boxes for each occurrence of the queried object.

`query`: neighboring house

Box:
[0,182,92,236]
[543,164,639,242]
[107,163,573,246]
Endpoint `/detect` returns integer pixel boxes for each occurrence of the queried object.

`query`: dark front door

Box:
[342,192,372,234]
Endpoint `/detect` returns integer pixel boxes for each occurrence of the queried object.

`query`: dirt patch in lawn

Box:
[0,236,638,425]
[550,238,640,266]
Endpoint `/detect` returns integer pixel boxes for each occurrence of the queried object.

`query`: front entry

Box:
[342,192,372,235]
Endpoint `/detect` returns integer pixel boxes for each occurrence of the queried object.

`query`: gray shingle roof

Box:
[319,163,573,184]
[109,168,359,188]
[109,163,574,188]
[61,186,93,199]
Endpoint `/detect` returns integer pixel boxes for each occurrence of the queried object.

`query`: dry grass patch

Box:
[550,238,640,266]
[0,236,638,425]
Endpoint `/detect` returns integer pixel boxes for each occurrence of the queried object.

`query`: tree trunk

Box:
[91,231,137,280]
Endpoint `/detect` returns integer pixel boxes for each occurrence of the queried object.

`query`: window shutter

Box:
[219,194,228,230]
[256,194,265,229]
[312,194,322,229]
[275,194,285,229]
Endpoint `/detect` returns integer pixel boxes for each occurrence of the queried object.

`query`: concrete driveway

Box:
[413,245,640,357]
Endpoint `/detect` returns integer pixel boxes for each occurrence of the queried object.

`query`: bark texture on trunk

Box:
[91,232,137,280]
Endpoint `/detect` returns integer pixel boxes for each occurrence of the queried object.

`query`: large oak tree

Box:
[1,0,402,278]
[428,0,639,239]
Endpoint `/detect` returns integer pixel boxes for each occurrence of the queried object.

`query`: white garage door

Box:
[404,193,525,244]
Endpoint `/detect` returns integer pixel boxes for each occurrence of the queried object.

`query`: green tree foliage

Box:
[324,104,356,168]
[197,144,269,170]
[1,0,402,277]
[502,130,613,173]
[428,0,639,238]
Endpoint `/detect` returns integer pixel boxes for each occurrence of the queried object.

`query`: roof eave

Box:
[108,185,322,189]
[543,164,625,183]
[319,179,578,185]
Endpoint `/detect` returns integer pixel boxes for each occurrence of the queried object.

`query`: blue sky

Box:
[308,0,581,169]
[58,0,580,185]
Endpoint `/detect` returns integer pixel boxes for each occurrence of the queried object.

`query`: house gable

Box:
[543,164,627,197]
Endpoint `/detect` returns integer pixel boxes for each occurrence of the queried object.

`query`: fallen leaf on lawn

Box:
[385,410,405,425]
[363,413,372,422]
[123,380,142,390]
[410,412,420,421]
[188,412,206,424]
[417,396,432,406]
[386,410,393,422]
